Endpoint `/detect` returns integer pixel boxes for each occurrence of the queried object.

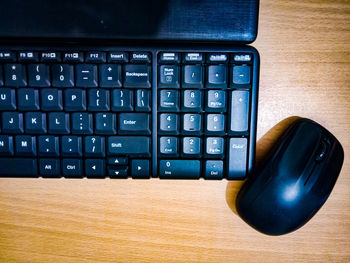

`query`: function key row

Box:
[0,51,151,63]
[159,52,252,64]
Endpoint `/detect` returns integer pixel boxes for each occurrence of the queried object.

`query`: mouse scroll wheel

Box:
[315,139,328,162]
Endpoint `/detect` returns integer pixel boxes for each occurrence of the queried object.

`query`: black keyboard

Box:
[0,45,259,179]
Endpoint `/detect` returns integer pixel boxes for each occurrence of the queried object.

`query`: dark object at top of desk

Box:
[236,118,344,235]
[0,0,259,43]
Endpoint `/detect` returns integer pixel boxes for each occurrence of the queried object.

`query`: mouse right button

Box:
[227,138,247,179]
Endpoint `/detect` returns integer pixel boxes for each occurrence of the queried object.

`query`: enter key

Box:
[118,113,151,135]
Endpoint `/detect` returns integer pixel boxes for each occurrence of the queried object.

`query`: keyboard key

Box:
[183,114,201,135]
[159,52,180,63]
[61,136,82,157]
[41,88,63,111]
[85,159,105,178]
[39,159,60,177]
[84,136,105,157]
[95,113,117,135]
[0,88,16,110]
[183,53,203,63]
[62,159,83,178]
[227,138,247,179]
[107,157,128,165]
[111,89,133,111]
[18,51,39,62]
[18,88,40,111]
[41,52,61,62]
[64,89,86,111]
[27,64,50,87]
[207,53,227,63]
[71,113,93,134]
[159,137,178,156]
[51,64,74,88]
[0,51,16,62]
[205,160,224,179]
[107,136,150,157]
[229,90,249,133]
[0,65,3,86]
[123,64,151,88]
[88,89,110,111]
[130,52,151,63]
[108,167,128,178]
[159,113,179,134]
[231,54,252,63]
[159,90,179,112]
[76,64,98,87]
[231,65,251,85]
[135,89,151,112]
[4,64,27,87]
[205,137,224,158]
[108,52,128,63]
[85,52,106,63]
[0,135,14,156]
[159,65,180,88]
[131,159,150,178]
[48,112,70,134]
[206,114,225,135]
[182,137,201,157]
[38,136,59,156]
[63,52,84,63]
[207,65,227,88]
[0,158,38,177]
[182,65,203,88]
[118,113,151,135]
[99,64,122,88]
[182,90,202,112]
[15,135,36,156]
[1,112,24,133]
[25,112,47,134]
[206,90,226,112]
[159,160,201,179]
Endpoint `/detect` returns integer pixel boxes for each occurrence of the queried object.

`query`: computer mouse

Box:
[236,118,344,235]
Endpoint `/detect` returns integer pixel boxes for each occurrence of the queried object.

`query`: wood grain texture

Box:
[0,0,349,262]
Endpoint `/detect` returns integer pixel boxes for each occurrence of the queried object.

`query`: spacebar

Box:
[0,158,38,177]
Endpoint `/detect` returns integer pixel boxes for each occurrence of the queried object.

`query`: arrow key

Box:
[85,159,105,178]
[108,166,128,178]
[108,157,128,166]
[131,159,150,179]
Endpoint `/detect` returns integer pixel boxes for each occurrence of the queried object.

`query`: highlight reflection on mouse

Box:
[229,117,344,235]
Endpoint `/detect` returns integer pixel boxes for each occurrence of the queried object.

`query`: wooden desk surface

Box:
[0,1,349,262]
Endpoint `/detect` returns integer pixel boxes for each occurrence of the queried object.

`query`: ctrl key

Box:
[62,159,82,178]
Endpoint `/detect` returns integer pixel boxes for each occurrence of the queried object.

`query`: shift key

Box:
[108,136,150,157]
[119,113,151,135]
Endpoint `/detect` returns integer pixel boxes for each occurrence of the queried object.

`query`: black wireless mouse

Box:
[236,118,344,235]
